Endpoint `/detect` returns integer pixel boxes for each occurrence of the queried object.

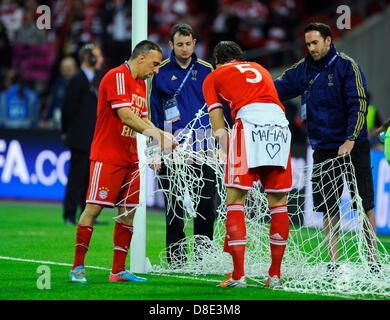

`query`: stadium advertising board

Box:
[0,129,70,201]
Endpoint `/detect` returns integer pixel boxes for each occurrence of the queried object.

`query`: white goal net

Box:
[138,107,390,298]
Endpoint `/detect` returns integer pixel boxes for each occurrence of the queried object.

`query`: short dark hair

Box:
[170,23,195,43]
[213,41,244,65]
[78,43,96,64]
[130,40,162,60]
[304,22,333,41]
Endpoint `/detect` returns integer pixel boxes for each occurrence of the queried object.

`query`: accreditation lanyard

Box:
[173,63,194,98]
[301,54,338,120]
[163,63,195,123]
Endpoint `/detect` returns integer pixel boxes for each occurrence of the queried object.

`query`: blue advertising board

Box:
[0,129,70,201]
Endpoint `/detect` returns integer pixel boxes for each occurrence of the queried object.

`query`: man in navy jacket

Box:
[274,22,379,273]
[148,23,217,268]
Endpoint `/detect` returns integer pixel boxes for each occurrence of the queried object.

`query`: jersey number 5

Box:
[234,64,262,83]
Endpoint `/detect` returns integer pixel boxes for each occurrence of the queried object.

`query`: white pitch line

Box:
[0,256,227,284]
[0,256,110,271]
[0,256,373,297]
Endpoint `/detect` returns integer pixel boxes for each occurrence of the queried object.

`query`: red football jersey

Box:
[90,63,148,168]
[202,60,285,120]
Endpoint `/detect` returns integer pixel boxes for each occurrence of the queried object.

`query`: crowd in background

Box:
[0,0,387,130]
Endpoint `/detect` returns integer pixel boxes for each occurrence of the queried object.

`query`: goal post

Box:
[130,0,151,273]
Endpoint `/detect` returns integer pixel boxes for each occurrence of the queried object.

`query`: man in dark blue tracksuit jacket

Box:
[148,23,217,268]
[274,22,379,272]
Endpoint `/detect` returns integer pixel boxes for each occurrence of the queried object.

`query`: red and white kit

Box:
[87,63,148,207]
[203,60,292,193]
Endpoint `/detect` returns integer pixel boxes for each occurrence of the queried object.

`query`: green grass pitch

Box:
[1,200,388,302]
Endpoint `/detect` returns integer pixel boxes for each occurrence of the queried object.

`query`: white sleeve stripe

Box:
[116,73,120,95]
[122,73,125,95]
[111,102,132,108]
[207,103,222,112]
[116,73,125,95]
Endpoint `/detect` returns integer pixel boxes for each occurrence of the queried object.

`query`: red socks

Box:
[223,203,289,280]
[72,221,134,274]
[268,205,290,278]
[72,224,94,270]
[111,220,134,274]
[224,204,247,280]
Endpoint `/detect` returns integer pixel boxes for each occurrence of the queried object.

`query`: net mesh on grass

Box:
[134,108,390,298]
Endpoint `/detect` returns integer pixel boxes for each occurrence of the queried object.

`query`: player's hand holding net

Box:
[158,130,178,154]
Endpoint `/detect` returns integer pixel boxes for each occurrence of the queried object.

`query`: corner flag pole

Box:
[130,0,151,273]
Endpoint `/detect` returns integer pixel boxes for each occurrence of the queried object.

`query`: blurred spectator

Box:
[65,0,90,55]
[211,0,238,46]
[0,21,12,71]
[267,0,299,46]
[23,0,38,12]
[98,0,131,68]
[0,0,379,133]
[12,4,54,95]
[0,72,39,128]
[52,0,103,61]
[61,43,104,225]
[230,0,269,50]
[268,0,299,37]
[149,0,208,59]
[266,0,300,67]
[149,0,192,34]
[15,8,47,44]
[0,0,23,43]
[0,67,14,91]
[42,56,77,129]
[366,91,383,149]
[49,0,72,57]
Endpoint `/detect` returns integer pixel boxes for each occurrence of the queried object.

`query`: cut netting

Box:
[131,107,390,298]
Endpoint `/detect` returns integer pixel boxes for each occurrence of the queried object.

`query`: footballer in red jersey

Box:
[70,40,177,284]
[203,41,291,288]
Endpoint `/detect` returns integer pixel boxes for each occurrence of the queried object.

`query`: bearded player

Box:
[203,41,292,288]
[70,40,177,284]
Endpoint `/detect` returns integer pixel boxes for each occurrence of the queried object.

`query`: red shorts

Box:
[224,120,292,193]
[86,161,140,208]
